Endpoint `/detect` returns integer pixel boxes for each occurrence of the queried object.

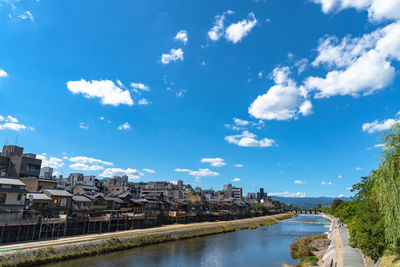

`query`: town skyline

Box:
[1,0,400,198]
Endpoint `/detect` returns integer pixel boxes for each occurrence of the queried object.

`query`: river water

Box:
[42,215,330,267]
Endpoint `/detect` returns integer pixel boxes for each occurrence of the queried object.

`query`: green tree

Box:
[375,123,400,250]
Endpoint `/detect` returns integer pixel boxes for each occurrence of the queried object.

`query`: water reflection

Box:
[41,215,329,267]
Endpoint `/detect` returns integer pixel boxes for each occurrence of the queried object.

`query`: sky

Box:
[0,0,400,198]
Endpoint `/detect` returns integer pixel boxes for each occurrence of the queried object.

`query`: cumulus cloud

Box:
[225,130,276,147]
[235,164,244,167]
[249,67,311,120]
[161,48,184,64]
[68,156,113,166]
[99,168,144,180]
[70,163,104,171]
[201,158,226,167]
[321,181,333,185]
[208,10,234,41]
[269,191,307,198]
[118,122,131,130]
[142,169,156,174]
[338,194,345,198]
[355,167,362,171]
[36,154,64,169]
[174,168,219,177]
[0,70,7,77]
[225,12,257,43]
[338,175,343,179]
[305,20,400,98]
[294,180,306,184]
[312,0,400,21]
[233,178,241,182]
[362,113,400,133]
[67,79,133,106]
[174,30,188,44]
[0,115,34,131]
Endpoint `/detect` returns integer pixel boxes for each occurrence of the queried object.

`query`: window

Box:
[17,194,21,201]
[60,198,67,207]
[0,193,5,204]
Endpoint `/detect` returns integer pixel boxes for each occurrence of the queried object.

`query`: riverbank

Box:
[0,213,293,267]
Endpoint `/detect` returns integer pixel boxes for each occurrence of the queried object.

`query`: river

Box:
[41,215,330,267]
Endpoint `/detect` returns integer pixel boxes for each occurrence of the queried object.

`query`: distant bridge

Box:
[286,209,321,215]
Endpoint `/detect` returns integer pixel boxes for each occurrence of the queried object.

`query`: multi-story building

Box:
[232,187,243,200]
[39,167,53,179]
[0,146,42,178]
[0,178,27,223]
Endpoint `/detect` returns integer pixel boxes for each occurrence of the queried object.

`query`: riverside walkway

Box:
[338,225,364,267]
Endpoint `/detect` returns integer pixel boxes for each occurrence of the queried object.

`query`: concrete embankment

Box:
[0,213,293,267]
[320,214,365,267]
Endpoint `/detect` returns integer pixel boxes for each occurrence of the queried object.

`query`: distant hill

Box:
[270,196,352,208]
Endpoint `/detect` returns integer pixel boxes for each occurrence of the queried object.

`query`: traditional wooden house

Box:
[43,189,73,216]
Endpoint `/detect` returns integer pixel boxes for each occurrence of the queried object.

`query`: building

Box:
[257,188,265,202]
[20,177,57,192]
[223,184,233,199]
[26,193,52,214]
[43,189,73,216]
[39,167,53,179]
[232,187,243,200]
[0,178,27,224]
[0,145,42,178]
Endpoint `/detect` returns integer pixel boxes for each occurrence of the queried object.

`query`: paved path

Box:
[338,225,364,267]
[0,214,287,252]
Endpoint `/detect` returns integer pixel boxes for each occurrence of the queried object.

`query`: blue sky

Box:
[1,0,400,197]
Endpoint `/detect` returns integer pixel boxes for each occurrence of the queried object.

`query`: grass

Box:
[290,235,327,260]
[294,256,319,267]
[380,251,400,267]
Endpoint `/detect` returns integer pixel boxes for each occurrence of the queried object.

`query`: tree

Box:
[375,123,400,250]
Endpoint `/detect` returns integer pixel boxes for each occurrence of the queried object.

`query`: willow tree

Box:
[376,123,400,250]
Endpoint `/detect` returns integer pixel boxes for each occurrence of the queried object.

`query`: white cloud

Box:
[235,164,244,167]
[321,181,333,185]
[174,30,188,44]
[306,50,395,98]
[201,158,226,167]
[249,67,311,120]
[161,48,184,64]
[138,98,150,105]
[312,0,400,21]
[0,70,7,77]
[68,156,113,166]
[36,155,64,169]
[131,82,150,92]
[118,122,131,131]
[6,116,18,123]
[294,180,306,184]
[208,10,234,41]
[99,116,105,120]
[258,71,263,78]
[306,21,400,99]
[233,118,250,126]
[269,191,307,198]
[338,194,345,198]
[338,175,343,179]
[174,168,219,177]
[233,178,241,182]
[142,169,156,174]
[362,114,399,133]
[176,89,187,98]
[225,130,276,147]
[225,118,263,131]
[18,11,33,21]
[67,79,133,106]
[99,168,144,180]
[374,144,385,148]
[225,12,257,43]
[0,115,34,131]
[69,163,104,171]
[355,167,362,171]
[79,122,89,130]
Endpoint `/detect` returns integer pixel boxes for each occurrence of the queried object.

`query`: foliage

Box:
[375,123,400,250]
[294,256,319,267]
[290,235,326,259]
[253,203,267,211]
